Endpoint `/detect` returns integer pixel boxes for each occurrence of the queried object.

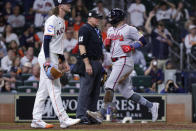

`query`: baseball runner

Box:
[31,0,80,128]
[87,8,159,122]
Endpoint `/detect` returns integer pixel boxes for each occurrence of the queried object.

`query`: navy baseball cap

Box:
[58,0,73,4]
[88,10,103,19]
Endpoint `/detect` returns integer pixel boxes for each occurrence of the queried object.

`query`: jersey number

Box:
[79,36,83,42]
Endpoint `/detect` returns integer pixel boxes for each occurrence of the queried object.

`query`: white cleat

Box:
[87,110,103,123]
[60,118,80,128]
[150,102,159,122]
[31,120,54,128]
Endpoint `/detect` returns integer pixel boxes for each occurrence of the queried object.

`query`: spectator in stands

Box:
[1,49,15,72]
[63,29,77,52]
[35,27,44,43]
[21,62,32,74]
[1,81,11,92]
[155,1,175,22]
[7,5,25,28]
[73,12,85,32]
[19,26,35,49]
[20,47,38,66]
[132,50,146,70]
[3,66,19,91]
[4,25,20,45]
[8,40,19,55]
[13,57,22,74]
[165,60,175,70]
[144,59,164,92]
[0,34,7,60]
[2,2,12,20]
[172,1,189,23]
[0,14,6,35]
[27,64,40,81]
[161,79,185,93]
[145,11,173,69]
[102,22,112,41]
[33,0,55,27]
[184,24,196,54]
[127,0,147,27]
[93,0,109,18]
[25,7,35,26]
[0,68,6,92]
[72,0,88,21]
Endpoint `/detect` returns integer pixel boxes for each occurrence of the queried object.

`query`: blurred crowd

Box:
[0,0,195,93]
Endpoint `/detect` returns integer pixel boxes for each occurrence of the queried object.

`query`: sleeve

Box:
[78,26,89,46]
[1,57,9,71]
[128,26,143,41]
[142,4,146,12]
[21,16,25,26]
[44,18,55,36]
[51,0,55,8]
[127,4,133,13]
[33,0,38,10]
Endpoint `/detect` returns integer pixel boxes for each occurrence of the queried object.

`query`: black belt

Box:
[111,56,126,62]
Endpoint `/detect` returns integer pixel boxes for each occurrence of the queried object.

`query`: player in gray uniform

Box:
[87,8,159,122]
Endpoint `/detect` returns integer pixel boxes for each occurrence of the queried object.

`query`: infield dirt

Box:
[0,122,196,131]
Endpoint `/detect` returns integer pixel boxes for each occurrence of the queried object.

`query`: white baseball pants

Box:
[32,51,68,123]
[105,57,134,99]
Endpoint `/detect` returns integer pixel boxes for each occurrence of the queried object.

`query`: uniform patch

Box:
[138,32,143,37]
[79,36,83,42]
[47,25,54,32]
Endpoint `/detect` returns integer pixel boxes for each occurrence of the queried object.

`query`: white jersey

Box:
[127,3,146,27]
[41,15,65,55]
[107,24,142,58]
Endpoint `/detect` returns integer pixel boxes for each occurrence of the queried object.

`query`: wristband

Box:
[81,53,88,59]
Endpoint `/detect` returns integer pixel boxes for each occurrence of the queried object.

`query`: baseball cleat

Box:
[31,120,54,128]
[87,110,103,123]
[150,102,159,122]
[60,118,80,128]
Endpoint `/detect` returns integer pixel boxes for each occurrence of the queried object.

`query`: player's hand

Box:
[85,63,93,75]
[44,59,51,72]
[63,62,70,72]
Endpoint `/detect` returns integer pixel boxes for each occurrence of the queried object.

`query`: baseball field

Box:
[0,122,196,131]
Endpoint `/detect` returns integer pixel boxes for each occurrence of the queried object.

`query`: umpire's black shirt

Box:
[78,23,103,60]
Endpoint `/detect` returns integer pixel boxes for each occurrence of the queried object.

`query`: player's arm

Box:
[78,26,92,75]
[43,35,52,63]
[43,19,55,63]
[121,27,147,53]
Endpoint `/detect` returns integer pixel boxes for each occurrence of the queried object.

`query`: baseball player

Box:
[31,0,80,128]
[87,8,159,122]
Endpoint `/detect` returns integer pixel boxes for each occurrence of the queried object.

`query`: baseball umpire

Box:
[87,8,159,123]
[76,10,104,124]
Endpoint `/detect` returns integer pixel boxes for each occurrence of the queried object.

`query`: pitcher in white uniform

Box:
[87,8,159,122]
[31,0,80,128]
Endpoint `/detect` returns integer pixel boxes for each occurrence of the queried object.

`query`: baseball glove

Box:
[44,63,63,80]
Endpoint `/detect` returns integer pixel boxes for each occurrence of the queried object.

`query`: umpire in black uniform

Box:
[76,10,103,124]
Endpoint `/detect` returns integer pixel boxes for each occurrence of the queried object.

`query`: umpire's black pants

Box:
[76,60,103,119]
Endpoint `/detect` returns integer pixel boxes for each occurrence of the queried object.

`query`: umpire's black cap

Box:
[88,10,103,19]
[58,0,73,4]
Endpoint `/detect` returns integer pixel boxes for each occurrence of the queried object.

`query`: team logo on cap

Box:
[89,13,92,16]
[47,25,54,32]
